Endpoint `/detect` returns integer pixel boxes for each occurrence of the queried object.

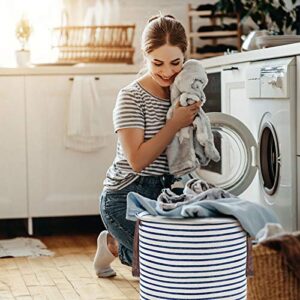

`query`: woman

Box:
[93,14,201,277]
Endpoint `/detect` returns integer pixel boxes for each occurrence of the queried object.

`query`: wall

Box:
[63,0,208,64]
[55,0,300,65]
[118,0,209,64]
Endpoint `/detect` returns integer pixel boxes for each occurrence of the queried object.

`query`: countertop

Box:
[200,42,300,69]
[0,63,141,75]
[1,42,300,75]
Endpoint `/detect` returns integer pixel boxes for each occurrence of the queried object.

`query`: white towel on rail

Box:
[64,76,108,152]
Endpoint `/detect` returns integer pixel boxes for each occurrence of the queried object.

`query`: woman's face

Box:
[145,44,184,87]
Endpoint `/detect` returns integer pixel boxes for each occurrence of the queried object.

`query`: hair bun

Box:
[164,15,175,20]
[147,15,160,23]
[147,14,176,23]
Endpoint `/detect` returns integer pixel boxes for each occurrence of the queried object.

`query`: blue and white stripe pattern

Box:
[139,216,247,300]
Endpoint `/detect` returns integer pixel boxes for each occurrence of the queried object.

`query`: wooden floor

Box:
[0,234,139,300]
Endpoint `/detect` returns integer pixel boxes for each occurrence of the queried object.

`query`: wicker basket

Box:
[52,25,135,64]
[247,244,300,300]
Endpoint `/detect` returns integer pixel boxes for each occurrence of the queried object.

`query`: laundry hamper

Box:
[137,214,248,300]
[247,244,300,300]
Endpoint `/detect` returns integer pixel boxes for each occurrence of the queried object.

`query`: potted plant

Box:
[15,15,33,66]
[215,0,297,34]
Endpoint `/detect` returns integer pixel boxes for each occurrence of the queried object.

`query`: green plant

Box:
[15,15,33,50]
[215,0,297,34]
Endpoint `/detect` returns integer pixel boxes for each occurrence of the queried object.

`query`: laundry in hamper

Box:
[137,214,248,300]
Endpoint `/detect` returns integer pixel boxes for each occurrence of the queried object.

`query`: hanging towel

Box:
[64,76,108,152]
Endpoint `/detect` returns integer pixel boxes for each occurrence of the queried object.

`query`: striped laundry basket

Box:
[138,214,248,300]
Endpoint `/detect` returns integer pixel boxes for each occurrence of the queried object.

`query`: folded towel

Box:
[64,76,109,152]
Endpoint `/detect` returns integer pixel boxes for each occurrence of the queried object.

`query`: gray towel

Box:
[158,187,235,211]
[196,109,220,162]
[157,178,235,211]
[166,59,220,176]
[157,188,189,211]
[166,126,200,176]
[183,178,215,196]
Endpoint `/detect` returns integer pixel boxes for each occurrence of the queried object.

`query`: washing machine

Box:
[191,57,297,232]
[219,61,262,206]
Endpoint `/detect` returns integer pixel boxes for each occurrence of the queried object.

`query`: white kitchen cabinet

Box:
[25,74,136,220]
[0,77,28,218]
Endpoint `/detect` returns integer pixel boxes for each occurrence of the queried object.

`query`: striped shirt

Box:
[103,81,171,190]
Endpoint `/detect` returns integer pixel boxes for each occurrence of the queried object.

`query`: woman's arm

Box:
[118,102,200,173]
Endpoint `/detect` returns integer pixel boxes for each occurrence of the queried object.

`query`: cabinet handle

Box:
[69,77,99,81]
[222,66,239,71]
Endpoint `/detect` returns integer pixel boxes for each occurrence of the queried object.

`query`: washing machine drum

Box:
[189,112,280,197]
[189,112,258,196]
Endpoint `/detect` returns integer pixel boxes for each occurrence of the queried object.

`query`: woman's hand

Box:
[168,101,202,131]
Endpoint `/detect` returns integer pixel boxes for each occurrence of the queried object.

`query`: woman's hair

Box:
[141,14,187,54]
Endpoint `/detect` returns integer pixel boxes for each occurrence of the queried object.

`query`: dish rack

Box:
[247,243,300,300]
[52,24,136,64]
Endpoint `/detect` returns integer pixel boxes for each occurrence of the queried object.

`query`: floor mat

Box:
[0,237,54,258]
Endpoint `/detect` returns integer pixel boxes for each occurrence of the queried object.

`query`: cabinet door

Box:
[0,77,27,218]
[26,74,136,217]
[221,62,260,202]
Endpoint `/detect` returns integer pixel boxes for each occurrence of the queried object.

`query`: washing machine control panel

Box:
[260,65,288,98]
[246,57,295,99]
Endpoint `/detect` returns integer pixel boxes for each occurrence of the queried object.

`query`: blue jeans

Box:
[99,175,175,266]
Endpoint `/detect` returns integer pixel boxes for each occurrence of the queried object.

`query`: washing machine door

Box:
[190,112,258,196]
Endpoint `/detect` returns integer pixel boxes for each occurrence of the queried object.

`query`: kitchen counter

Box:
[200,42,300,69]
[0,63,141,75]
[2,42,300,75]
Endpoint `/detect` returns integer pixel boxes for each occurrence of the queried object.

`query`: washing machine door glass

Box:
[259,121,280,196]
[190,112,257,196]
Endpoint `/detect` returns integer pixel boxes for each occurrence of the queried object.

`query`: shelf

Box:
[187,3,242,59]
[189,31,239,38]
[190,52,224,59]
[188,10,237,18]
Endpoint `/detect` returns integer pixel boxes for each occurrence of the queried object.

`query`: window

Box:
[0,0,63,66]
